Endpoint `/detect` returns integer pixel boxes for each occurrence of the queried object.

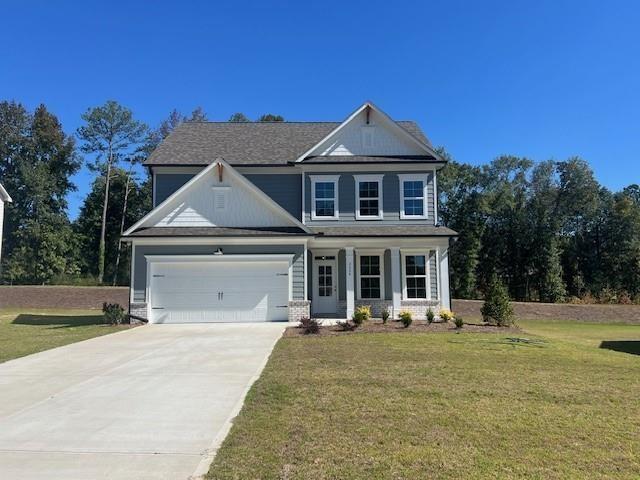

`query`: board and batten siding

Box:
[304,172,435,225]
[132,244,305,303]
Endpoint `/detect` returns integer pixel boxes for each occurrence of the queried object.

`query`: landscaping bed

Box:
[285,319,520,337]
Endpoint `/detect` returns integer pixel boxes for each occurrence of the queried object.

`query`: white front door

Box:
[313,257,337,315]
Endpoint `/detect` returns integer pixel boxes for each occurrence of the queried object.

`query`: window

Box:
[318,264,333,297]
[311,175,339,220]
[355,174,383,220]
[402,252,430,299]
[398,174,428,219]
[357,252,384,299]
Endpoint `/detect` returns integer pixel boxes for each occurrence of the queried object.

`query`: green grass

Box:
[0,308,128,363]
[208,321,640,479]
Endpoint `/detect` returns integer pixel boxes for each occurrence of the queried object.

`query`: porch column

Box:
[439,245,451,310]
[345,246,355,318]
[390,247,401,318]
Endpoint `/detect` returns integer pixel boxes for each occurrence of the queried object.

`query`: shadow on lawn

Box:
[12,314,105,328]
[600,340,640,356]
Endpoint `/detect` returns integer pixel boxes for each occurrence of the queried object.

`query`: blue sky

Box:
[1,0,639,219]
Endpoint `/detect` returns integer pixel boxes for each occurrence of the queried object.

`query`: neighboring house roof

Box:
[144,120,434,166]
[311,225,458,237]
[0,183,11,202]
[126,226,310,237]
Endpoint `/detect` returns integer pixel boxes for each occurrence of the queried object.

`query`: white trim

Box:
[301,171,306,224]
[400,250,431,300]
[390,247,401,318]
[355,249,385,300]
[309,236,449,249]
[0,184,12,203]
[354,174,384,220]
[310,175,340,221]
[299,163,446,172]
[433,169,438,225]
[123,158,311,236]
[345,246,355,318]
[303,243,308,300]
[310,249,340,315]
[129,243,136,304]
[145,254,294,263]
[398,173,429,220]
[295,102,441,162]
[127,237,310,246]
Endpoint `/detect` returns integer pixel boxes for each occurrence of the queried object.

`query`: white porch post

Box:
[439,245,451,310]
[345,247,355,318]
[390,247,401,318]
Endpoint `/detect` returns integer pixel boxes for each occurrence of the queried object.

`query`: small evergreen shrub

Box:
[300,317,321,334]
[454,316,464,329]
[439,309,454,323]
[337,320,357,331]
[399,310,412,328]
[102,302,126,325]
[352,306,371,326]
[426,308,435,324]
[381,308,390,324]
[481,275,515,327]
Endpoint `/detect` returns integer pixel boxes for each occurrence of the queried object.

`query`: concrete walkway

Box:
[0,323,285,480]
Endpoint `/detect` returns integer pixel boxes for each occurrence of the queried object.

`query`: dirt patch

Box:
[452,299,640,324]
[0,286,129,310]
[285,319,520,337]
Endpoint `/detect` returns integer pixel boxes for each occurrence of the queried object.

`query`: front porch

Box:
[305,241,451,320]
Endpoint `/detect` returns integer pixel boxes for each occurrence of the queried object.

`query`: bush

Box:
[102,302,126,325]
[399,310,412,328]
[426,308,435,324]
[352,305,371,326]
[439,308,454,323]
[336,320,357,331]
[481,275,514,327]
[381,308,390,324]
[299,317,321,334]
[454,316,464,329]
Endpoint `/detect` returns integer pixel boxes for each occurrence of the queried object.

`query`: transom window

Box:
[357,253,384,299]
[311,176,339,220]
[355,175,383,220]
[398,174,428,219]
[403,253,429,299]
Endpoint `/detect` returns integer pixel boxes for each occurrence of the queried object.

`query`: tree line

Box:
[0,100,283,286]
[0,99,638,303]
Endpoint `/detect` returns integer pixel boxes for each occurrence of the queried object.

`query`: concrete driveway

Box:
[0,323,285,480]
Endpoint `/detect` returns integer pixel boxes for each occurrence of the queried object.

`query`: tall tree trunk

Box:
[98,147,112,284]
[112,164,133,285]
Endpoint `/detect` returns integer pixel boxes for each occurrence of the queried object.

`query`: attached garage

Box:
[146,255,292,324]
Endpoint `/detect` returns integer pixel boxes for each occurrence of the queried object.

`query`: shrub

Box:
[481,275,514,327]
[352,306,371,326]
[426,308,435,324]
[439,308,454,323]
[102,302,126,325]
[381,308,390,324]
[454,316,464,329]
[398,310,412,328]
[337,320,357,331]
[300,317,321,334]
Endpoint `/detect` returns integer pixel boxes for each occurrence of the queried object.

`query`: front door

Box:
[313,257,337,315]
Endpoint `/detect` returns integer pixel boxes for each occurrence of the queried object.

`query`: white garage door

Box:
[148,256,290,324]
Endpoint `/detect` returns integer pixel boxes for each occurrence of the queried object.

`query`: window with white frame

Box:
[402,252,430,299]
[398,174,428,219]
[355,174,383,220]
[311,175,339,220]
[357,252,384,299]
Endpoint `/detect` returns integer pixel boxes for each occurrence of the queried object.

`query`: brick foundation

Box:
[129,303,148,324]
[336,299,394,319]
[399,300,441,320]
[288,300,311,322]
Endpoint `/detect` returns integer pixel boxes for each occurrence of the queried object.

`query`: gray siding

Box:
[244,174,301,219]
[133,244,305,302]
[304,171,435,225]
[155,173,195,206]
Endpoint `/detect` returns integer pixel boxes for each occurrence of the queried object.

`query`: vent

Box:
[214,190,228,211]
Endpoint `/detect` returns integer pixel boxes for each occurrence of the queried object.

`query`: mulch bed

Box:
[284,319,520,337]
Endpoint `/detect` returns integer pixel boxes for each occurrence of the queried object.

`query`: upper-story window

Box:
[310,175,340,220]
[354,174,383,220]
[398,173,429,219]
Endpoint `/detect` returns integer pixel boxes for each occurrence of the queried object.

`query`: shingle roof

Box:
[310,225,458,237]
[302,155,438,164]
[125,226,310,237]
[144,121,433,166]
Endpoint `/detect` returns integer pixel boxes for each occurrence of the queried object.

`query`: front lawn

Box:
[0,308,129,363]
[208,320,640,479]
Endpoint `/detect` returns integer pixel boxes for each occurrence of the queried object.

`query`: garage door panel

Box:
[149,259,290,323]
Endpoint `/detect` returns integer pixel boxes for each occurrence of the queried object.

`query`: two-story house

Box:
[122,102,457,323]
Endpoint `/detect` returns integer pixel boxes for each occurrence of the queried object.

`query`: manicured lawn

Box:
[0,308,128,363]
[207,321,640,479]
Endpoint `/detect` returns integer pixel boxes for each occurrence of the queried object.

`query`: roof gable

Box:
[123,159,310,236]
